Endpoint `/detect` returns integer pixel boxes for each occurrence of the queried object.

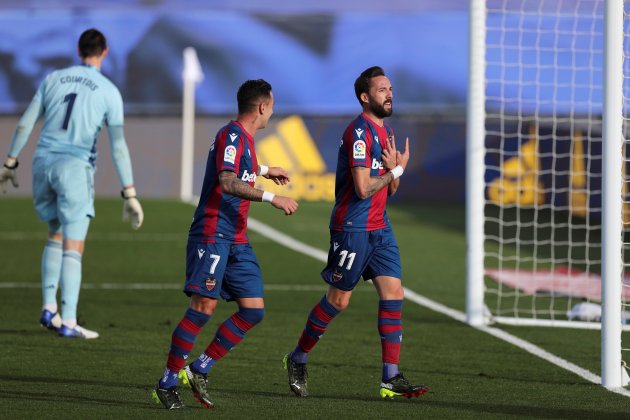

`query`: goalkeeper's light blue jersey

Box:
[32,64,123,164]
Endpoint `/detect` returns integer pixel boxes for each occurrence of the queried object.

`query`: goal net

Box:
[467,0,630,387]
[482,0,609,327]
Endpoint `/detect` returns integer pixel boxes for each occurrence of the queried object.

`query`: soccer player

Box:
[283,66,427,399]
[152,79,298,410]
[0,28,144,340]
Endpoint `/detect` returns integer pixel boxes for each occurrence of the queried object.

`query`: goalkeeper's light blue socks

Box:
[41,239,62,310]
[60,250,82,323]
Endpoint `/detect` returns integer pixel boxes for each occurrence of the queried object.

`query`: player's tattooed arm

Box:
[351,166,394,200]
[364,172,395,198]
[218,170,264,201]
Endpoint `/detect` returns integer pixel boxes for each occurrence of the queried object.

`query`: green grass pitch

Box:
[1,198,629,418]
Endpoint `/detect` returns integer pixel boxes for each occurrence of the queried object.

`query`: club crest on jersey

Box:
[224,145,237,164]
[241,169,256,182]
[371,158,384,170]
[229,132,238,142]
[332,269,343,282]
[354,128,364,139]
[205,278,217,291]
[353,140,366,159]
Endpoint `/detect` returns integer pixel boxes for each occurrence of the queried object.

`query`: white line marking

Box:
[244,215,630,398]
[0,282,371,293]
[0,232,186,242]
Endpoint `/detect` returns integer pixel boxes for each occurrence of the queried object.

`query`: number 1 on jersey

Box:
[62,93,77,130]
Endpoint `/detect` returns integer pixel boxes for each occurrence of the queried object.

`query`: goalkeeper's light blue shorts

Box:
[184,240,264,301]
[321,227,402,291]
[32,153,95,224]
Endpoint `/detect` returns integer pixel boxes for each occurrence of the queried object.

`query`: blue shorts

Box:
[32,154,95,224]
[320,228,402,291]
[184,240,264,301]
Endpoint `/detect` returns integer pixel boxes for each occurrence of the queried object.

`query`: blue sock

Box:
[159,368,179,389]
[382,363,399,382]
[60,250,82,322]
[41,240,62,308]
[291,295,340,364]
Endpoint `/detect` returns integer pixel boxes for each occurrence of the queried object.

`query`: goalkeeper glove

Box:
[121,186,144,230]
[0,157,19,193]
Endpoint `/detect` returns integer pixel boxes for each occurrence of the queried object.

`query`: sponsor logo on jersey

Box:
[355,128,364,139]
[197,248,206,259]
[332,269,343,282]
[205,277,217,291]
[371,158,384,170]
[353,140,366,159]
[241,169,257,182]
[229,133,238,142]
[333,241,340,252]
[224,145,237,164]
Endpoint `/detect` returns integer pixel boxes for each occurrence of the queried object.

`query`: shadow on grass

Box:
[0,389,152,410]
[0,373,145,391]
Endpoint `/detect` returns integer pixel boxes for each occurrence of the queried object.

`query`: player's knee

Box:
[327,295,350,311]
[238,307,265,325]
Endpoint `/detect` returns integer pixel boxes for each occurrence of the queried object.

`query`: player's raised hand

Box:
[0,158,19,193]
[271,195,298,216]
[265,166,291,186]
[121,186,144,230]
[396,137,410,170]
[382,136,397,170]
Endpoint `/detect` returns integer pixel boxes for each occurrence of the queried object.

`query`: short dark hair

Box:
[237,79,273,114]
[78,29,107,58]
[354,66,386,104]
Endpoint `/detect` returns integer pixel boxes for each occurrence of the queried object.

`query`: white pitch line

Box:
[244,215,630,398]
[0,282,371,293]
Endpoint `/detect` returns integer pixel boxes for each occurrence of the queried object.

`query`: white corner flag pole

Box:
[180,47,204,202]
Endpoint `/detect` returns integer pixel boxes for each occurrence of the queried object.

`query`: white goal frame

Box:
[466,0,627,388]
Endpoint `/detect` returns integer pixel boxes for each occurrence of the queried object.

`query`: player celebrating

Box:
[152,79,298,410]
[283,66,427,399]
[0,28,143,339]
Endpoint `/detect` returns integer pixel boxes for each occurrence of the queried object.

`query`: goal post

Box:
[466,0,629,388]
[602,0,624,389]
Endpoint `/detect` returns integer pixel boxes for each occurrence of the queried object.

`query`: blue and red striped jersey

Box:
[189,120,259,243]
[330,113,394,232]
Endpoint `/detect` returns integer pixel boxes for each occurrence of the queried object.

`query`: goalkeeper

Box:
[0,28,143,339]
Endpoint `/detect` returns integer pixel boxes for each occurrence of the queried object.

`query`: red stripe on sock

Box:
[206,340,230,360]
[217,323,243,345]
[381,341,401,364]
[231,313,254,332]
[378,310,401,319]
[180,318,202,335]
[313,304,334,323]
[297,331,319,352]
[167,354,186,372]
[306,321,326,333]
[378,324,402,334]
[171,335,195,351]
